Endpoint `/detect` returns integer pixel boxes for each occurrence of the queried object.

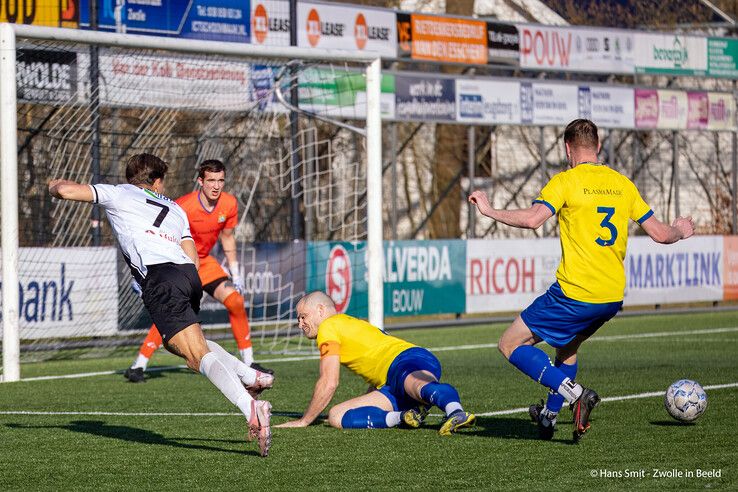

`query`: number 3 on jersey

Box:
[595,206,617,247]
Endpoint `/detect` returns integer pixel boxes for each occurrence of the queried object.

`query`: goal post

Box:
[0,23,384,381]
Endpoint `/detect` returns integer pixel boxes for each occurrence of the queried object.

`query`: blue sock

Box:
[545,359,578,413]
[419,382,462,415]
[508,345,570,393]
[341,406,391,429]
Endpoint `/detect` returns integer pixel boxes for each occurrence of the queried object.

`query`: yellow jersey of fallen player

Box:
[534,163,652,303]
[316,314,415,388]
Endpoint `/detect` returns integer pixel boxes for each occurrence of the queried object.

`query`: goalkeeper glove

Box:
[230,262,245,295]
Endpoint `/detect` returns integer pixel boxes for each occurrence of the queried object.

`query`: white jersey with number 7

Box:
[91,183,194,280]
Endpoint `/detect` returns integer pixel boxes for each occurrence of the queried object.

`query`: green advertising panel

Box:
[708,38,738,78]
[306,240,466,318]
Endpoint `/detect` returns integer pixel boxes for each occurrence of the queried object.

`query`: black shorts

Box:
[141,262,202,343]
[202,276,229,297]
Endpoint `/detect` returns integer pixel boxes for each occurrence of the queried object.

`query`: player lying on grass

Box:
[469,118,694,443]
[124,159,272,383]
[276,291,475,434]
[49,153,274,456]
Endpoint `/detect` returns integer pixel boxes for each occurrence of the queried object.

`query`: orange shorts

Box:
[198,255,229,292]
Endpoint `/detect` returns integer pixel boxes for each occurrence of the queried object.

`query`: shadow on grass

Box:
[461,416,579,444]
[120,366,192,382]
[649,420,696,426]
[5,420,260,456]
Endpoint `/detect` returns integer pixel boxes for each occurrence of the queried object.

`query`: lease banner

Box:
[0,247,118,339]
[298,1,396,57]
[635,33,707,76]
[455,79,521,124]
[250,0,290,47]
[518,25,634,74]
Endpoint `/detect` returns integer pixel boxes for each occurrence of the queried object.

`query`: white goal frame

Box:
[0,23,384,382]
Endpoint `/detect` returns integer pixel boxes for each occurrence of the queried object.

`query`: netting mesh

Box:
[4,38,372,368]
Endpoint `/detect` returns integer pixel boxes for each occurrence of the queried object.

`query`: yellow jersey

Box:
[534,163,652,303]
[316,314,416,388]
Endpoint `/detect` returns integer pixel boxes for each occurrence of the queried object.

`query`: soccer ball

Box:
[664,379,707,422]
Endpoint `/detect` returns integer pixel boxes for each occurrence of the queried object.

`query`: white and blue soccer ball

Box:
[664,379,708,422]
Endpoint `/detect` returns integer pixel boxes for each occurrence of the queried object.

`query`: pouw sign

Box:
[0,247,118,339]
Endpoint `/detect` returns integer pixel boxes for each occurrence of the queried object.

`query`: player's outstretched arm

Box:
[276,355,340,428]
[48,179,94,202]
[468,190,553,230]
[640,215,694,244]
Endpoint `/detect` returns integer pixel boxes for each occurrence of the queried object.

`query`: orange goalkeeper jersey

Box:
[175,191,238,259]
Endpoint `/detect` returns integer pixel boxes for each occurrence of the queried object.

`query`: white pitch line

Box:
[12,326,738,383]
[1,382,736,418]
[471,382,738,417]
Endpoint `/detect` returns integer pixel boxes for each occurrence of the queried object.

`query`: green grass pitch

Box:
[1,311,737,490]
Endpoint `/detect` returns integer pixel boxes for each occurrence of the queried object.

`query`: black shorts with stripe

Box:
[141,262,202,343]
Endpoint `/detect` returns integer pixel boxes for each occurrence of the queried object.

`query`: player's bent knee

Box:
[327,406,344,429]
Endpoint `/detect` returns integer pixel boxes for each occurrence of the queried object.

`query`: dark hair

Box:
[125,153,168,186]
[564,119,599,151]
[198,159,226,179]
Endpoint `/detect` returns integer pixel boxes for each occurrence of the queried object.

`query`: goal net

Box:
[0,25,383,379]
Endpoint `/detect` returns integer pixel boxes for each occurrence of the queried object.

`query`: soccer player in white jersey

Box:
[48,153,274,456]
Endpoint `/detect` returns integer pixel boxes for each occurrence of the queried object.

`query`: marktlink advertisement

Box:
[307,240,466,318]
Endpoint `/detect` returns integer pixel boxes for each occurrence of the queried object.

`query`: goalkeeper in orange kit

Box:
[124,160,273,382]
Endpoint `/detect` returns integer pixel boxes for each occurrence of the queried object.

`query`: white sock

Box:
[385,411,401,428]
[240,347,254,365]
[541,406,558,425]
[206,340,257,385]
[199,351,253,420]
[557,378,583,402]
[444,402,463,416]
[131,354,149,370]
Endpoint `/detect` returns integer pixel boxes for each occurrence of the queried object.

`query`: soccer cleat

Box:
[123,367,145,383]
[528,400,556,441]
[571,387,601,443]
[245,371,274,399]
[401,405,430,429]
[438,410,476,436]
[250,362,274,375]
[248,400,272,457]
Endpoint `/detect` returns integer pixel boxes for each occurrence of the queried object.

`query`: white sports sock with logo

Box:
[557,378,583,403]
[206,340,257,385]
[199,351,253,420]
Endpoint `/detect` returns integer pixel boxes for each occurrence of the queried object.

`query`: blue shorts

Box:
[521,282,622,348]
[377,347,442,412]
